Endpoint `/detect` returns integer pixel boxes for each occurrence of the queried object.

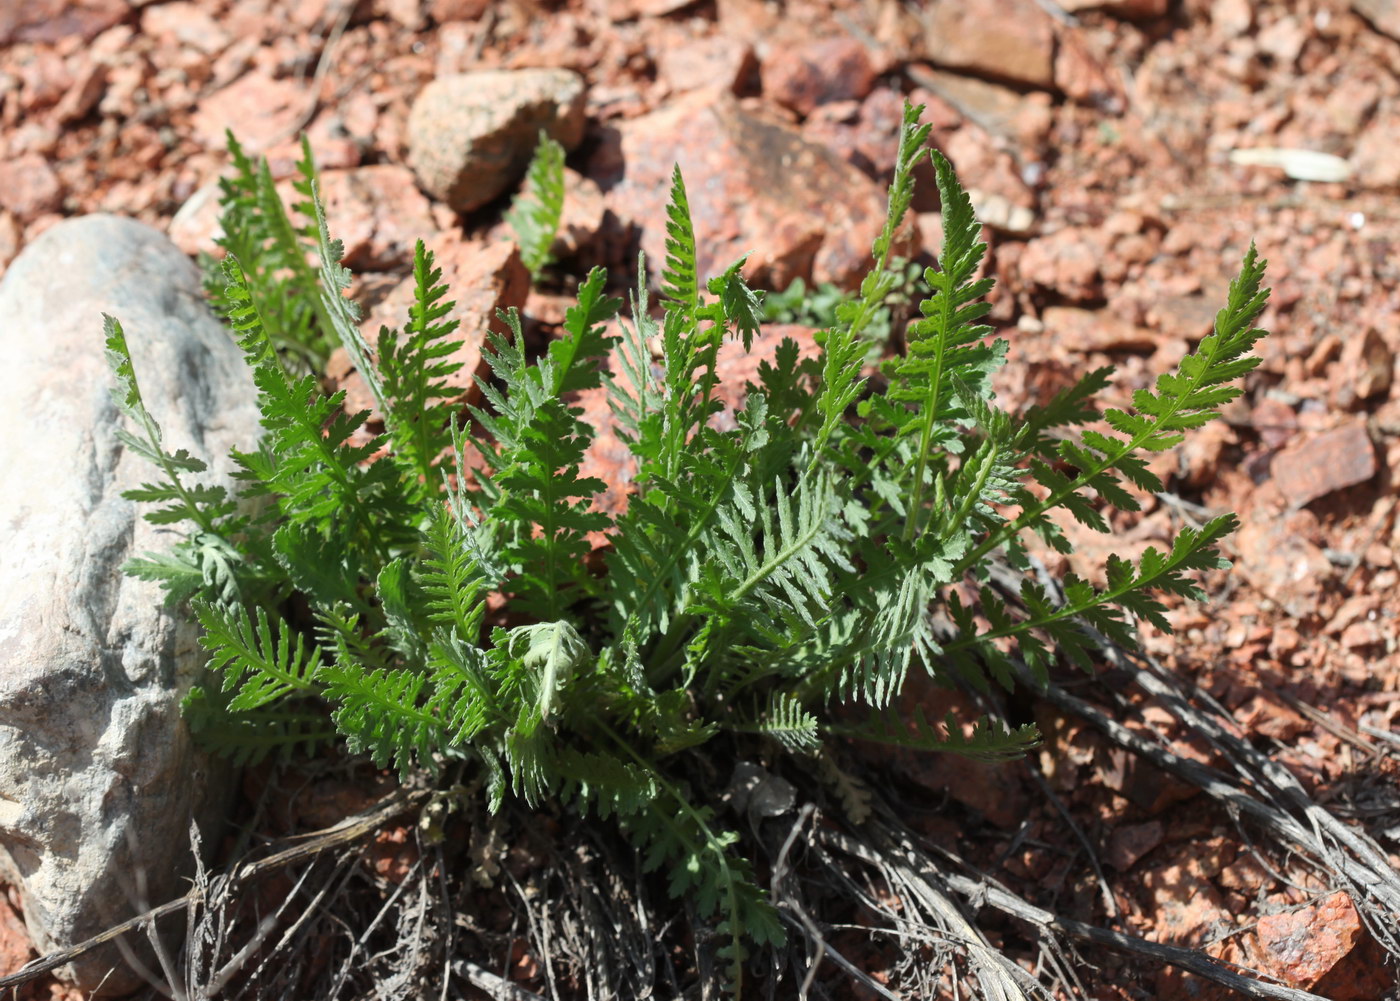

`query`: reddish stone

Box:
[1141,860,1228,944]
[553,168,607,262]
[1017,229,1105,301]
[1270,419,1377,506]
[192,70,309,153]
[1256,891,1365,989]
[1235,509,1332,606]
[0,0,128,44]
[140,1,231,56]
[655,33,758,96]
[1333,327,1393,406]
[593,94,897,291]
[922,0,1055,90]
[1237,691,1310,741]
[1353,0,1400,40]
[1041,306,1158,353]
[0,888,34,982]
[1058,0,1168,17]
[52,59,107,124]
[429,0,491,21]
[762,36,878,117]
[315,165,437,272]
[1105,820,1164,870]
[0,154,63,219]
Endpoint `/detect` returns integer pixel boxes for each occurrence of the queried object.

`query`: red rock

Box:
[0,887,34,981]
[593,94,897,291]
[1238,691,1310,740]
[1105,820,1164,870]
[0,0,128,44]
[922,0,1055,90]
[52,59,107,124]
[1041,306,1157,353]
[407,69,587,213]
[1055,29,1119,107]
[0,154,63,219]
[1256,891,1365,989]
[316,165,437,272]
[430,0,491,21]
[1352,112,1400,189]
[1270,419,1377,506]
[1340,619,1384,650]
[802,86,909,184]
[762,36,878,117]
[1251,396,1299,449]
[1235,509,1332,605]
[14,45,72,113]
[655,33,758,96]
[1352,0,1400,41]
[554,168,606,261]
[711,323,821,420]
[1141,860,1228,944]
[907,64,1037,145]
[1058,0,1168,17]
[140,1,231,56]
[1017,229,1105,301]
[1333,327,1393,406]
[192,70,309,153]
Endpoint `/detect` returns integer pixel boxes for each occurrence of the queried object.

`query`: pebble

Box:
[407,68,587,213]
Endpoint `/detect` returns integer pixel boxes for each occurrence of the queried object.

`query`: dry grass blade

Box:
[1043,643,1400,959]
[0,787,429,993]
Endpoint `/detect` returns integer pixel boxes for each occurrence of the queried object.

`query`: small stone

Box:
[655,34,758,96]
[0,216,255,994]
[592,94,899,290]
[554,168,606,261]
[1333,327,1393,406]
[0,0,128,45]
[922,0,1055,90]
[1353,0,1400,40]
[1256,891,1365,989]
[1017,229,1105,301]
[1352,113,1400,189]
[1340,620,1384,650]
[0,154,63,219]
[1105,821,1164,870]
[315,165,437,272]
[1041,306,1157,353]
[1235,509,1332,605]
[192,70,309,153]
[761,36,878,117]
[407,69,587,213]
[1270,419,1377,506]
[141,0,232,56]
[1057,0,1168,15]
[1141,861,1228,944]
[430,0,491,21]
[52,59,107,124]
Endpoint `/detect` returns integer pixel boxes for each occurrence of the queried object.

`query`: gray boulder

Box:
[407,68,587,213]
[0,216,258,994]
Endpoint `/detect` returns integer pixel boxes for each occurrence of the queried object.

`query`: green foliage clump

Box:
[108,111,1270,988]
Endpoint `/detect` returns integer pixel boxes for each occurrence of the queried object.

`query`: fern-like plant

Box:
[109,104,1269,991]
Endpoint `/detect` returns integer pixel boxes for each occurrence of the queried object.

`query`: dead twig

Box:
[0,787,430,993]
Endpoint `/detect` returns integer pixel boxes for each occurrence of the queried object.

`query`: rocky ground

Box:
[2,0,1399,998]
